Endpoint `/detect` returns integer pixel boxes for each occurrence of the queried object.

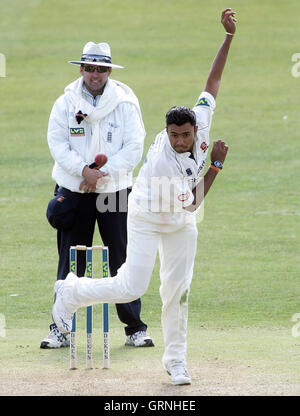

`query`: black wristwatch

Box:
[211,160,223,170]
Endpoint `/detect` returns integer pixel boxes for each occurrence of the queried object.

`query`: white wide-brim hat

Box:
[68,41,124,69]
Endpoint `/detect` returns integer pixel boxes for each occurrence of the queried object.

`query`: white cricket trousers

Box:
[67,197,198,367]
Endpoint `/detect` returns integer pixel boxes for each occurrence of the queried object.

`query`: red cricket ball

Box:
[94,153,108,167]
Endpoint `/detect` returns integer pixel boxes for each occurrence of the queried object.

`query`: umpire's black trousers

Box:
[56,187,147,336]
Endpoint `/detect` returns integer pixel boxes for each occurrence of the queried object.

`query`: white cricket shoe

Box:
[52,279,74,334]
[125,330,154,347]
[166,361,191,385]
[40,323,70,349]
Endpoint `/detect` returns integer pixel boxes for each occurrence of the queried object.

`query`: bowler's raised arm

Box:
[204,8,237,100]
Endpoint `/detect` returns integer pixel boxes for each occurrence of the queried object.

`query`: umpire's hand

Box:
[80,166,108,193]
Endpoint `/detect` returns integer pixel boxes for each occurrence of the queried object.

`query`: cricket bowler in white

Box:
[52,9,237,385]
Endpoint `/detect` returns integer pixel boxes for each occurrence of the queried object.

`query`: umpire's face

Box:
[167,123,198,153]
[80,64,112,96]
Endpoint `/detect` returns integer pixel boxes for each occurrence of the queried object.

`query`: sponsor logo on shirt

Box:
[197,159,206,174]
[196,97,209,107]
[70,128,85,136]
[178,191,191,202]
[200,141,208,152]
[186,168,193,176]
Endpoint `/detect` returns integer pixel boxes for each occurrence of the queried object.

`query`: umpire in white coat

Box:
[41,42,153,349]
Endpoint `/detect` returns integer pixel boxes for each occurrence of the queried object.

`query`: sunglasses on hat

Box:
[82,64,109,73]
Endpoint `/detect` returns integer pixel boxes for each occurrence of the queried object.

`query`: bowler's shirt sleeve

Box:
[193,91,216,132]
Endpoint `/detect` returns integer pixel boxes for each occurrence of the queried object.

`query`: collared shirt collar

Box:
[82,83,102,107]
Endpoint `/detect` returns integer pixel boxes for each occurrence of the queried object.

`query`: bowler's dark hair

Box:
[165,106,196,128]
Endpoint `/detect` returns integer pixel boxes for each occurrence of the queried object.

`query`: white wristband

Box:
[226,32,234,36]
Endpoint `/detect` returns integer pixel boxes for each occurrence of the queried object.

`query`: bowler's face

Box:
[80,65,112,96]
[167,123,197,153]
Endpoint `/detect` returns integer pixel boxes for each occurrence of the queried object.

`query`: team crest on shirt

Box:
[196,97,209,107]
[186,168,192,176]
[200,141,208,152]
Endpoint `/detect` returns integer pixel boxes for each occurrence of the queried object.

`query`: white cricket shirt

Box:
[133,91,216,212]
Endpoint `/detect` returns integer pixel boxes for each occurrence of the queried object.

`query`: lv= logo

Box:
[70,128,85,136]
